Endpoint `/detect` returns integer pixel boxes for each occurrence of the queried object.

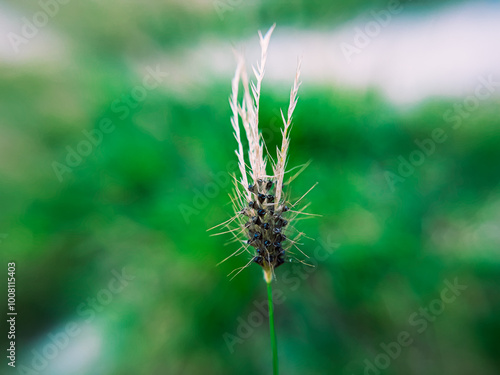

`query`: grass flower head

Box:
[211,25,317,283]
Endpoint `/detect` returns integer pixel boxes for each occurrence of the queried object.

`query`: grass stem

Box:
[267,278,279,375]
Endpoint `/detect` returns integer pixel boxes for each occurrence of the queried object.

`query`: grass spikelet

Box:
[212,24,316,280]
[211,25,317,375]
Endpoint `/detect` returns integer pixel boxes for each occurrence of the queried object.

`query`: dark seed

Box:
[257,209,266,217]
[253,256,263,265]
[262,223,270,230]
[275,217,288,228]
[258,193,266,203]
[275,234,286,242]
[252,216,262,225]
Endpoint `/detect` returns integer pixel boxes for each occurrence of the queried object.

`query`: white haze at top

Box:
[2,1,500,106]
[206,1,500,106]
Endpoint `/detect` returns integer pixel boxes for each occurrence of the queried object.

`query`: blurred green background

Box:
[1,0,500,374]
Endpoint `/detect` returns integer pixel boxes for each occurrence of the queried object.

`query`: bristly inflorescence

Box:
[243,178,289,270]
[210,24,316,280]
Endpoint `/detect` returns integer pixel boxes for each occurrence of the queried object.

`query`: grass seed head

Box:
[213,25,315,281]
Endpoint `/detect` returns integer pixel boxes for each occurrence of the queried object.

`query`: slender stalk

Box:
[266,274,279,375]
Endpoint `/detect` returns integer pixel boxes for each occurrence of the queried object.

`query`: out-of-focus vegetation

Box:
[1,1,499,374]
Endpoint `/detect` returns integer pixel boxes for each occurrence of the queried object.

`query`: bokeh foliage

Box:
[1,1,499,374]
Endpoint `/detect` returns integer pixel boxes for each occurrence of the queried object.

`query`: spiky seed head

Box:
[212,25,315,281]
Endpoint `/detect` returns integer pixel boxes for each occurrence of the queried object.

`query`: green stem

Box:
[267,279,279,375]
